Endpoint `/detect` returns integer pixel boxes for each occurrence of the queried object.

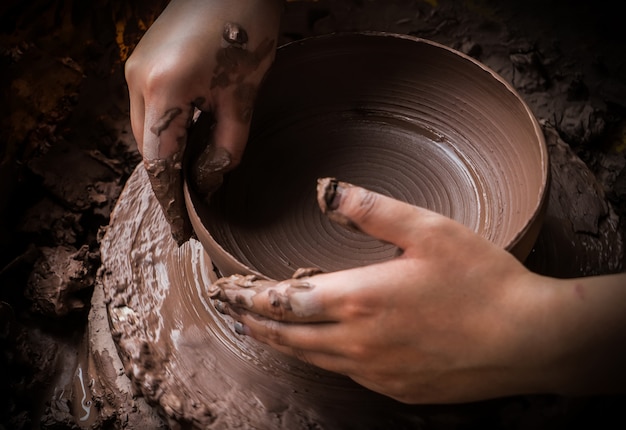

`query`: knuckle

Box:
[344,342,369,361]
[340,294,375,320]
[124,51,140,80]
[140,57,184,95]
[389,390,413,404]
[265,320,285,345]
[143,66,172,94]
[424,213,450,233]
[124,57,136,83]
[346,188,378,223]
[268,305,287,322]
[416,213,452,248]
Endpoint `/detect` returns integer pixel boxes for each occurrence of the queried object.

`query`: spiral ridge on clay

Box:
[187,33,547,279]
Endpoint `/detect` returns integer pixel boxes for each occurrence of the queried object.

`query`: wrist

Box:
[511,272,626,396]
[492,271,567,396]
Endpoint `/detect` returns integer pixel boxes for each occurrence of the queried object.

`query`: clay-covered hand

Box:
[125,0,282,244]
[211,178,626,403]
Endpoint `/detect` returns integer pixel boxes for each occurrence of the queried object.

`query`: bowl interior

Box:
[186,33,548,280]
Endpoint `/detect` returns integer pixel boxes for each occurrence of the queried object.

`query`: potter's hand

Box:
[125,0,282,244]
[211,178,626,403]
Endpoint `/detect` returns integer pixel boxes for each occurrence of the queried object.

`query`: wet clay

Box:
[316,177,361,232]
[100,165,428,429]
[144,153,193,245]
[524,125,623,277]
[191,140,232,200]
[25,245,97,317]
[187,33,548,280]
[98,34,622,430]
[5,1,625,428]
[100,156,622,429]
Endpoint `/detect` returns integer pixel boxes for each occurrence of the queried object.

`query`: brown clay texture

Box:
[187,33,548,280]
[102,166,429,429]
[3,1,625,429]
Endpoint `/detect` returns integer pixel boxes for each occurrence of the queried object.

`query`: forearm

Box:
[527,272,626,396]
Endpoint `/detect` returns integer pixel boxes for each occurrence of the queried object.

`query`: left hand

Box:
[210,178,556,404]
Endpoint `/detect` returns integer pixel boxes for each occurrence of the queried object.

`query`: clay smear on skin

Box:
[144,21,275,242]
[212,22,275,122]
[210,268,323,318]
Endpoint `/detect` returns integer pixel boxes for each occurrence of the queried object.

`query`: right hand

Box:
[211,178,626,402]
[125,0,282,244]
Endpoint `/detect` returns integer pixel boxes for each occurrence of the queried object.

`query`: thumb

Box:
[317,177,441,252]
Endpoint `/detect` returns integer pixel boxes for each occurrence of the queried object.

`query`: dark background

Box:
[1,1,625,428]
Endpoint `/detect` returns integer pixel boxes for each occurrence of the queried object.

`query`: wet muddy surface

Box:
[1,0,625,429]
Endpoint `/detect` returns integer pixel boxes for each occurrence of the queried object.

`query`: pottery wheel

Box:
[99,165,429,429]
[100,125,623,429]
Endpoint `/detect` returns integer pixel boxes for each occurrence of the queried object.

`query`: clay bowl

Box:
[185,32,549,280]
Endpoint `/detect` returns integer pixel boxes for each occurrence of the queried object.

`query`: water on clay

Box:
[100,165,429,429]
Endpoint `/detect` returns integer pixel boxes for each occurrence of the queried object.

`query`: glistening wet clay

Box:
[96,126,622,430]
[100,165,428,429]
[144,153,192,245]
[98,34,622,429]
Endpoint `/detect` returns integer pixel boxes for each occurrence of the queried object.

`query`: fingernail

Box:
[317,177,344,212]
[327,178,342,211]
[233,321,247,336]
[316,177,361,232]
[213,300,226,314]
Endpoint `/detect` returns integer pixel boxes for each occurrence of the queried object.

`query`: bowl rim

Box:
[184,31,550,276]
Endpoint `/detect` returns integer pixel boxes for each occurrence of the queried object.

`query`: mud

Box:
[2,0,626,429]
[144,153,193,245]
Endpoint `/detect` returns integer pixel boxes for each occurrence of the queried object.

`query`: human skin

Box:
[125,0,282,243]
[125,1,626,404]
[212,179,626,404]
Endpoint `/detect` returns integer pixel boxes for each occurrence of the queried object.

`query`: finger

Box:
[142,98,194,160]
[236,310,339,353]
[211,86,255,168]
[317,177,448,252]
[233,313,355,375]
[142,98,195,244]
[214,295,355,374]
[211,258,417,323]
[213,296,341,357]
[128,90,145,155]
[125,54,145,154]
[187,99,250,199]
[210,273,331,323]
[232,311,398,397]
[210,28,277,168]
